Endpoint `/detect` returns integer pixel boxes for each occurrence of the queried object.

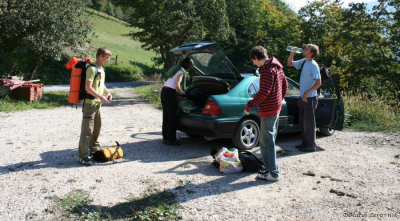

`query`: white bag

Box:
[214,147,243,174]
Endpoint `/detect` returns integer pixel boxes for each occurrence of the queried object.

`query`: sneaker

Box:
[80,157,92,166]
[299,146,316,152]
[257,171,279,182]
[295,144,306,149]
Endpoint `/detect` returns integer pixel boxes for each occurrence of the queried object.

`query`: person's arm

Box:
[282,76,288,98]
[301,79,322,102]
[287,50,296,67]
[174,73,184,95]
[104,86,112,101]
[85,81,108,103]
[244,69,274,112]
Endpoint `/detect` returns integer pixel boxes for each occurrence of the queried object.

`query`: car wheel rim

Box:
[240,123,258,147]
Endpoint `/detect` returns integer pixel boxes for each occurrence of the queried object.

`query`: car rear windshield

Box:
[188,53,235,76]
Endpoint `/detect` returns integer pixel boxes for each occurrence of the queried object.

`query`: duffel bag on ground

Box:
[93,141,123,162]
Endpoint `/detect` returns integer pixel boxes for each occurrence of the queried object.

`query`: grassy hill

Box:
[84,8,156,69]
[36,8,161,85]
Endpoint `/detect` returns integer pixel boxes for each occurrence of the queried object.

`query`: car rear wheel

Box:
[319,127,335,136]
[232,119,260,150]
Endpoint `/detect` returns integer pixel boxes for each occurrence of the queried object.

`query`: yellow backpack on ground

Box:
[93,141,123,162]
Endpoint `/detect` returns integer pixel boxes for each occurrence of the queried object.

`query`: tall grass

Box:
[343,91,400,132]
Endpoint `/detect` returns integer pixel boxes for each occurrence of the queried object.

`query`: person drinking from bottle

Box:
[287,44,321,152]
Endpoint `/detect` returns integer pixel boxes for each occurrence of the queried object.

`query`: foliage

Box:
[48,189,103,220]
[114,0,233,70]
[0,0,93,80]
[0,91,69,112]
[343,91,400,132]
[299,0,400,104]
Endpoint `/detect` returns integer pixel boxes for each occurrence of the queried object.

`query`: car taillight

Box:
[202,101,221,115]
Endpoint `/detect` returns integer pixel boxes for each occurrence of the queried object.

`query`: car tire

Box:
[232,119,260,150]
[319,127,335,136]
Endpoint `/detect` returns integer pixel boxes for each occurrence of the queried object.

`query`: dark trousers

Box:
[161,87,178,142]
[298,97,318,148]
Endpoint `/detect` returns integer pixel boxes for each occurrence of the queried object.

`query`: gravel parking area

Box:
[0,87,399,220]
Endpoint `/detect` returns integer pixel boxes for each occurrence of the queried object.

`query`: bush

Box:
[343,91,400,132]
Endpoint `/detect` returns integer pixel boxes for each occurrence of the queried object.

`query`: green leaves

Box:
[0,0,93,79]
[114,0,232,70]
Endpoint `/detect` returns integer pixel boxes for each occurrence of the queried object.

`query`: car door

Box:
[315,70,345,130]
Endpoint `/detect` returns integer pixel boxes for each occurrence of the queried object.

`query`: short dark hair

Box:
[96,46,112,58]
[181,57,194,71]
[249,46,268,60]
[307,44,319,59]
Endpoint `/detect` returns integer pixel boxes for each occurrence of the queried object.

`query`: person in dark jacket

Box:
[244,46,288,181]
[161,57,194,145]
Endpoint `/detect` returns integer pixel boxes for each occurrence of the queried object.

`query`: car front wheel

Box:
[232,119,260,150]
[319,127,335,136]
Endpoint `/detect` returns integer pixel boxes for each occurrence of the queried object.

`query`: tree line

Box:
[0,0,399,104]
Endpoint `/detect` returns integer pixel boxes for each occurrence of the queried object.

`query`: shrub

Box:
[343,91,400,132]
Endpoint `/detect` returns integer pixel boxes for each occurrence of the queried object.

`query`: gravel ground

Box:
[0,87,399,220]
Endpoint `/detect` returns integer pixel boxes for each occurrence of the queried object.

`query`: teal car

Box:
[170,42,344,150]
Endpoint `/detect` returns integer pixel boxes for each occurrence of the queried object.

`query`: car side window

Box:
[248,78,260,98]
[287,81,300,96]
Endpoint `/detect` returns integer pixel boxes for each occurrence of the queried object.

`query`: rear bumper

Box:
[177,116,239,138]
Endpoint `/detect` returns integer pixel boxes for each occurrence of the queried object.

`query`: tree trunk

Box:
[26,53,44,80]
[0,46,14,75]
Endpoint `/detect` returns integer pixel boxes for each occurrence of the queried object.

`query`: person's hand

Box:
[244,110,250,115]
[100,96,109,103]
[107,93,112,102]
[291,47,296,55]
[302,93,308,102]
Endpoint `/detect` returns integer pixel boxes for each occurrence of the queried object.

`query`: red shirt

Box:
[245,57,288,117]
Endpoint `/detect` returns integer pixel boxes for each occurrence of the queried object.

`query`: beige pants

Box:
[78,103,102,159]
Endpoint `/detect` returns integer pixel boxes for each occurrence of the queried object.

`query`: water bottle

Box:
[286,46,303,54]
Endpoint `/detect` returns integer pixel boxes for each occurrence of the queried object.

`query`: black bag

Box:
[238,150,265,172]
[74,60,100,101]
[211,147,264,172]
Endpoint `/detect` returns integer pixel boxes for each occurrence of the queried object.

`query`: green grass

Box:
[135,83,163,108]
[46,186,182,220]
[343,91,400,133]
[0,91,69,112]
[33,8,162,85]
[84,9,162,76]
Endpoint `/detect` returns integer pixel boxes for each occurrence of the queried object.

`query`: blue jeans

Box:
[259,114,279,176]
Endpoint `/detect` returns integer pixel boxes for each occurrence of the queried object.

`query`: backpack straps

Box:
[84,64,101,100]
[299,60,306,75]
[109,141,121,160]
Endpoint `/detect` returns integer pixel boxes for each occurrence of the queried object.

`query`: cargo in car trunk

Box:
[183,76,230,113]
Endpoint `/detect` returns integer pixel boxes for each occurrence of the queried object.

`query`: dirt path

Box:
[0,87,399,220]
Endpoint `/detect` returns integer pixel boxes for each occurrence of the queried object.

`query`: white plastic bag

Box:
[214,147,243,173]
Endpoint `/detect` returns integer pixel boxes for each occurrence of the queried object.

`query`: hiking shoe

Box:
[257,171,279,182]
[80,157,93,166]
[299,146,316,152]
[164,140,182,146]
[295,144,306,149]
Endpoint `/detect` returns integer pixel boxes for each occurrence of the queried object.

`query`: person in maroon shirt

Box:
[244,46,288,182]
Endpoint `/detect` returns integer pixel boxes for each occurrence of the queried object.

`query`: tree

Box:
[114,0,233,70]
[299,0,400,104]
[0,0,93,80]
